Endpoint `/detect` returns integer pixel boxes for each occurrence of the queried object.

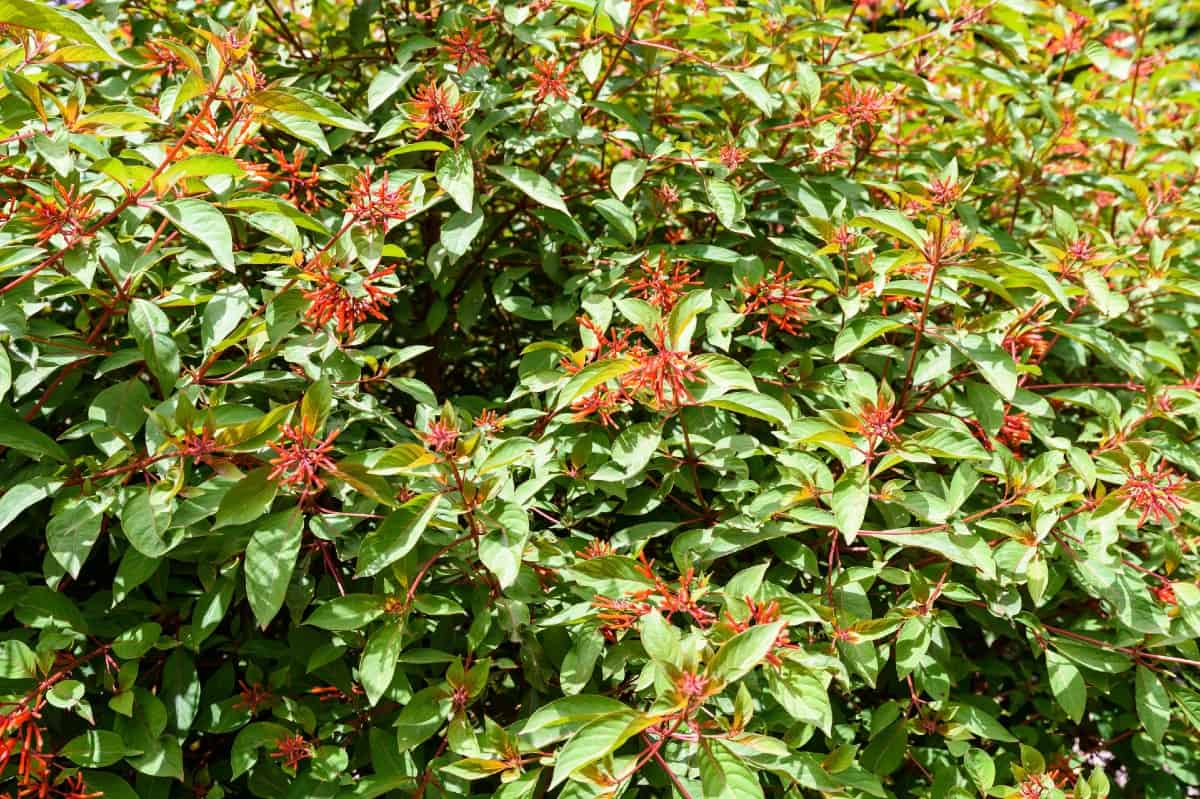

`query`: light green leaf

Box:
[722,70,778,115]
[244,507,304,628]
[707,621,786,684]
[834,317,904,361]
[305,594,387,630]
[360,617,405,706]
[128,299,180,393]
[491,164,570,215]
[852,209,927,250]
[356,493,444,578]
[156,200,234,271]
[436,148,475,213]
[833,465,869,542]
[611,159,646,201]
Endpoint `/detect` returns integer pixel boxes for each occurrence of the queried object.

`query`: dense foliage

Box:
[2,0,1200,797]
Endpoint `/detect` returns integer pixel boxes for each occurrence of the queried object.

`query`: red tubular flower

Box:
[927,176,961,206]
[856,396,903,445]
[270,147,323,212]
[570,383,626,427]
[593,596,652,641]
[474,408,506,437]
[348,168,412,230]
[626,252,701,310]
[1153,583,1177,606]
[143,39,186,77]
[1046,11,1089,56]
[740,263,813,338]
[530,58,571,103]
[178,427,220,466]
[578,539,615,559]
[655,183,681,207]
[267,420,340,497]
[442,28,490,72]
[271,734,313,771]
[1004,329,1051,360]
[837,83,892,127]
[234,681,273,714]
[1123,462,1187,527]
[409,80,467,142]
[719,142,746,171]
[998,412,1032,450]
[303,261,397,336]
[625,330,704,409]
[421,420,460,454]
[21,180,95,245]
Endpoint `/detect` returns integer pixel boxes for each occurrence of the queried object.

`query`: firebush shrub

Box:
[2,0,1200,797]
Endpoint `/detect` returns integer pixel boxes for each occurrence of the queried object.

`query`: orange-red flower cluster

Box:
[21,180,95,245]
[739,263,813,338]
[1123,462,1187,527]
[303,261,397,336]
[409,80,468,142]
[626,253,701,311]
[267,420,340,497]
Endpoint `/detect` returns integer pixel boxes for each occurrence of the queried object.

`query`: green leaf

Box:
[441,204,485,257]
[201,285,251,352]
[963,747,995,792]
[833,465,869,542]
[701,739,765,799]
[356,493,444,578]
[396,686,452,753]
[0,407,68,461]
[300,377,332,432]
[477,437,535,475]
[1046,651,1085,723]
[47,498,104,579]
[706,178,746,232]
[162,648,201,733]
[232,722,291,778]
[61,731,125,767]
[556,357,638,411]
[360,617,405,706]
[947,332,1018,400]
[851,209,927,250]
[436,148,475,213]
[704,391,791,426]
[611,159,646,201]
[722,70,778,115]
[706,621,786,684]
[244,507,304,628]
[160,154,246,190]
[667,289,712,352]
[156,200,235,272]
[550,710,650,788]
[0,479,58,534]
[128,298,180,393]
[0,0,128,63]
[215,467,279,529]
[491,164,570,215]
[479,503,531,589]
[834,317,904,361]
[305,594,387,630]
[247,87,372,132]
[952,703,1017,742]
[367,63,420,112]
[0,639,36,679]
[119,489,174,558]
[1136,665,1170,743]
[593,198,636,244]
[639,610,681,664]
